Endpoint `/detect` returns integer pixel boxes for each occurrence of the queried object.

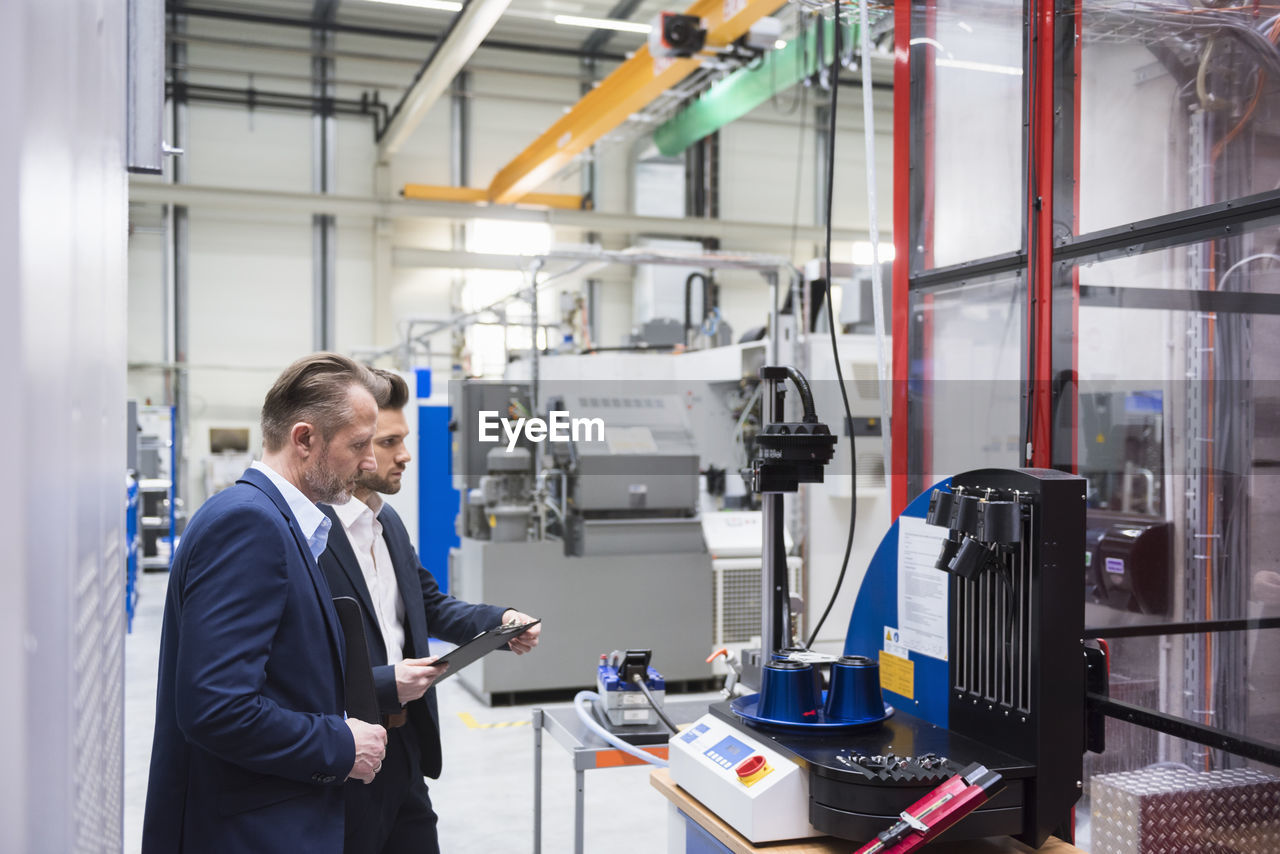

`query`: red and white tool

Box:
[852,763,1005,854]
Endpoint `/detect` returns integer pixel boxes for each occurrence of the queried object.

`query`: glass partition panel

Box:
[914,0,1025,271]
[1073,233,1280,836]
[908,271,1024,496]
[1078,0,1280,234]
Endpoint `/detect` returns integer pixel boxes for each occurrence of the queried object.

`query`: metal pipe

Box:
[166,82,390,131]
[312,27,337,351]
[767,271,780,364]
[528,260,545,533]
[378,0,513,159]
[450,71,469,379]
[760,373,787,659]
[169,5,629,62]
[169,17,190,531]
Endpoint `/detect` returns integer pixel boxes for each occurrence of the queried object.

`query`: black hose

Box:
[631,673,678,733]
[784,367,819,423]
[684,272,709,344]
[805,0,856,651]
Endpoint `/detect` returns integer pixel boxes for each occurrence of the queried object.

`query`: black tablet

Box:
[431,619,541,683]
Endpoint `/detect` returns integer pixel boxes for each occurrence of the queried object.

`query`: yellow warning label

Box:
[879,650,914,700]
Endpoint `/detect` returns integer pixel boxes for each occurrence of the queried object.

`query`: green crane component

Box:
[652,16,858,158]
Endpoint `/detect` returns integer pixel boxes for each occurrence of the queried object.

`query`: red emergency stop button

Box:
[735,754,772,786]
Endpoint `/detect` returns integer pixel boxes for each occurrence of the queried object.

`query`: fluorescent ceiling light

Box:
[935,58,1022,76]
[852,241,896,265]
[365,0,464,11]
[553,14,651,33]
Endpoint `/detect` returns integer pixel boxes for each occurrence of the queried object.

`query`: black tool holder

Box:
[749,366,837,659]
[924,468,1087,845]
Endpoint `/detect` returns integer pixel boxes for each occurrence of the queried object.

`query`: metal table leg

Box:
[533,708,543,854]
[574,767,585,854]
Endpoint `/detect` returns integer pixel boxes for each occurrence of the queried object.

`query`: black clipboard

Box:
[431,619,541,684]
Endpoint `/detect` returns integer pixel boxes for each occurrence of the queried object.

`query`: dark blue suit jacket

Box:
[318,502,505,778]
[142,468,356,854]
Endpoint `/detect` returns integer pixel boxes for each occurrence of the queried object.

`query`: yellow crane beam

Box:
[402,184,587,210]
[484,0,787,205]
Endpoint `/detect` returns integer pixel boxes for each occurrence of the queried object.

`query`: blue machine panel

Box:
[417,402,459,594]
[844,479,952,728]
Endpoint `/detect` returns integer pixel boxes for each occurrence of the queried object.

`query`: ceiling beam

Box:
[377,0,514,161]
[128,179,865,244]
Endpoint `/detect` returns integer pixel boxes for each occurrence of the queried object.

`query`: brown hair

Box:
[370,368,410,411]
[260,353,386,452]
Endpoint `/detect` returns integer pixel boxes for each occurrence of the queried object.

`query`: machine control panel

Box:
[704,735,752,770]
[668,714,821,843]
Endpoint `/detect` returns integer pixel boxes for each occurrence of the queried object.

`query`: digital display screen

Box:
[704,736,752,769]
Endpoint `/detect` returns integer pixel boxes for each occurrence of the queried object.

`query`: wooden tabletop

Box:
[650,768,1087,854]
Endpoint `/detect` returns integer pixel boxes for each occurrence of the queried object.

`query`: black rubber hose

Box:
[805,1,856,650]
[684,272,708,343]
[631,673,678,733]
[784,366,819,423]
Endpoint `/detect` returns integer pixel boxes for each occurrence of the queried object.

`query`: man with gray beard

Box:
[144,353,391,854]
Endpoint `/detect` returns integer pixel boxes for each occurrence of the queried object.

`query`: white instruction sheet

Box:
[896,515,950,661]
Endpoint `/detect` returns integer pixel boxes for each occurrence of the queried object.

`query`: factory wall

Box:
[2,0,128,851]
[126,16,894,511]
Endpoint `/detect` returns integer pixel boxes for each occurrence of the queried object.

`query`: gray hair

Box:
[260,353,386,452]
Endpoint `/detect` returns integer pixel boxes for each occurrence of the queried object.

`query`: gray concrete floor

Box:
[125,570,710,853]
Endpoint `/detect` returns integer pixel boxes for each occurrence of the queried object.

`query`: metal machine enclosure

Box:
[449,538,712,702]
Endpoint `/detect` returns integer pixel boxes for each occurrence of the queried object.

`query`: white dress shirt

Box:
[250,460,331,562]
[332,492,406,663]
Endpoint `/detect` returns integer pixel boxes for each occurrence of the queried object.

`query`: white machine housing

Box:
[668,713,821,843]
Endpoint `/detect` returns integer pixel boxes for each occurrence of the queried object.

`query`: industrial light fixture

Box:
[851,241,896,265]
[552,14,652,34]
[935,58,1022,76]
[364,0,464,11]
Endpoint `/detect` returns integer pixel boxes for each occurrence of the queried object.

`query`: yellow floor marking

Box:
[457,712,531,730]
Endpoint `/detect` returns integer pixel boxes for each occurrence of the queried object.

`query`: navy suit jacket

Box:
[142,468,356,854]
[318,501,506,778]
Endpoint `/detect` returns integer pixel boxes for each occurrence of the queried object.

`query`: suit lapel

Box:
[379,506,429,658]
[319,504,387,661]
[239,468,346,673]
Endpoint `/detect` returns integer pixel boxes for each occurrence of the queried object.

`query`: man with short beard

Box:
[318,369,540,854]
[143,353,391,854]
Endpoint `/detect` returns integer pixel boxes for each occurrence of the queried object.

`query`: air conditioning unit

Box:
[711,556,803,673]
